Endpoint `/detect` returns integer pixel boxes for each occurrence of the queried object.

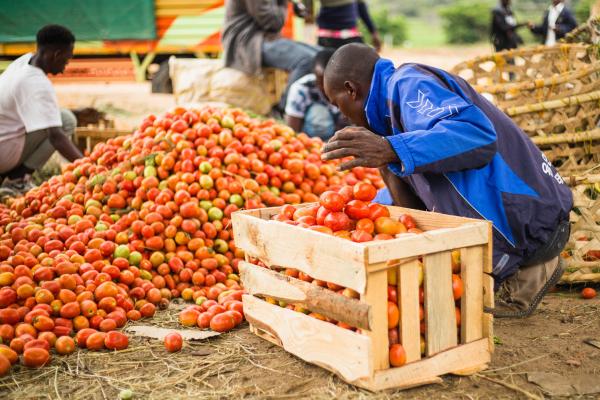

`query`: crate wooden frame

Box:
[75,126,132,153]
[232,205,494,391]
[451,44,596,87]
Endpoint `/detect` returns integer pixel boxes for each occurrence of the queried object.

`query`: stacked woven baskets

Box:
[451,28,600,284]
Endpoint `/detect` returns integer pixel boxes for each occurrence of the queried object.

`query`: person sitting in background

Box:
[316,0,381,51]
[529,0,577,46]
[0,24,83,193]
[284,49,345,140]
[491,0,526,52]
[222,0,319,114]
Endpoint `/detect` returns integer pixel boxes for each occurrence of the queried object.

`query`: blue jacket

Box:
[368,60,572,280]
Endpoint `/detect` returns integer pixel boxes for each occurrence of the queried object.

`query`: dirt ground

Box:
[1,290,598,400]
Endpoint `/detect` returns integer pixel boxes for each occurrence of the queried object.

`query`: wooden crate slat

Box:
[387,207,483,230]
[460,246,484,343]
[362,267,390,370]
[365,223,488,264]
[357,338,490,392]
[232,211,367,293]
[239,261,372,330]
[398,259,422,363]
[243,295,373,382]
[483,274,495,353]
[424,251,458,356]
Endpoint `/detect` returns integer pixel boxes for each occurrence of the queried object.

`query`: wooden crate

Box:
[75,126,132,153]
[232,205,494,391]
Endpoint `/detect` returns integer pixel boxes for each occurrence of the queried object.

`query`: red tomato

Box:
[164,332,183,352]
[582,287,597,299]
[319,191,345,212]
[368,203,390,220]
[389,344,406,367]
[345,200,371,220]
[324,212,351,232]
[399,214,417,230]
[353,182,376,202]
[351,230,373,243]
[209,313,236,332]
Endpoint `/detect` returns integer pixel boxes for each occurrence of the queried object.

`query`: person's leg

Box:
[318,36,364,49]
[301,103,335,141]
[262,39,319,110]
[491,220,570,318]
[23,109,76,171]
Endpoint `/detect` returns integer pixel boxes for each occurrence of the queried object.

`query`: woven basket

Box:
[563,17,600,45]
[451,44,596,87]
[476,61,600,108]
[504,90,600,137]
[560,173,600,284]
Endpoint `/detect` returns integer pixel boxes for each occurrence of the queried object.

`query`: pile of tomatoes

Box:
[0,106,384,376]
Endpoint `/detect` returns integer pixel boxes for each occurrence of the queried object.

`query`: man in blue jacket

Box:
[321,44,573,318]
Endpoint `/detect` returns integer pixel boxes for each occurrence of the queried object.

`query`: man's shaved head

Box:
[324,44,380,128]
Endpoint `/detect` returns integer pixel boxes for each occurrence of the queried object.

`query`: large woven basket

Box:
[563,16,600,44]
[504,90,600,137]
[451,44,596,87]
[476,61,600,108]
[561,173,600,284]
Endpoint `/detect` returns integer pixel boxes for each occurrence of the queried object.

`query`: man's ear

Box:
[344,81,358,100]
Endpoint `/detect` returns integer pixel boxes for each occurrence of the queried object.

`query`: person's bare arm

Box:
[47,127,83,162]
[285,114,304,133]
[378,167,425,210]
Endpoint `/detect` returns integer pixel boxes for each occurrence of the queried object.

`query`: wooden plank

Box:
[240,261,372,330]
[424,252,458,356]
[483,274,495,353]
[399,260,421,363]
[365,223,489,264]
[243,295,373,382]
[362,267,389,370]
[460,246,484,344]
[356,338,490,392]
[387,207,483,230]
[232,211,367,293]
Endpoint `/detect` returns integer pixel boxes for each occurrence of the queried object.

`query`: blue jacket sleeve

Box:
[384,68,497,177]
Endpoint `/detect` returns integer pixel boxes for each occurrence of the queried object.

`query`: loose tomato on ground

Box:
[164,332,183,352]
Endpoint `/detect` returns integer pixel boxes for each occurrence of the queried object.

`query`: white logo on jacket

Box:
[406,90,459,119]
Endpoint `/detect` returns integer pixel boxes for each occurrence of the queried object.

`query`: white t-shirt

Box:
[285,73,340,120]
[546,3,565,46]
[0,53,61,174]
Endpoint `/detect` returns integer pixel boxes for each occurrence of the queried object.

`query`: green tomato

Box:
[129,251,142,266]
[221,115,235,129]
[199,161,212,174]
[270,187,280,196]
[200,200,213,211]
[199,175,214,189]
[124,171,137,181]
[229,194,244,208]
[85,199,102,210]
[213,239,229,254]
[144,166,157,178]
[68,215,82,225]
[140,270,152,281]
[95,223,108,232]
[208,207,224,221]
[114,244,130,259]
[119,389,133,400]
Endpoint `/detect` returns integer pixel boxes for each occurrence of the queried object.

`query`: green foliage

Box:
[359,9,408,46]
[575,0,592,23]
[439,1,494,44]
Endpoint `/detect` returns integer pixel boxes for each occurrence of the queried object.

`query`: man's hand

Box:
[321,126,399,171]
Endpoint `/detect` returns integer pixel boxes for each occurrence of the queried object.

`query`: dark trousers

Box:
[317,36,364,49]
